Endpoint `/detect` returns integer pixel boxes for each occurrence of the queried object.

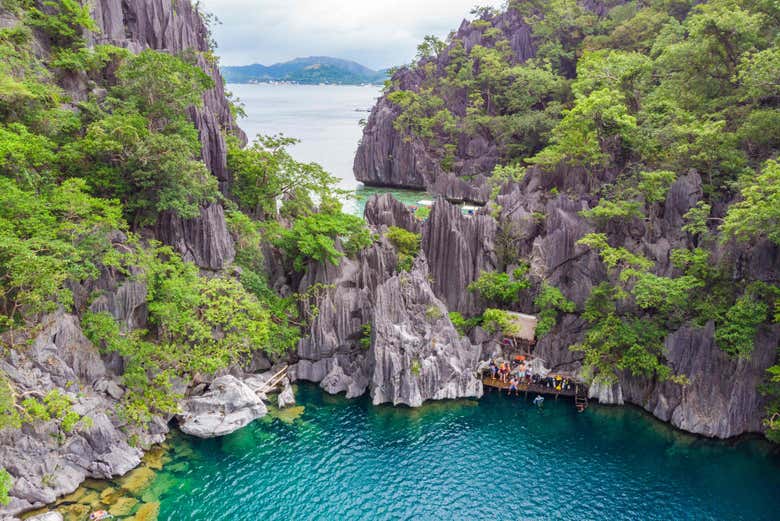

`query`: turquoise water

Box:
[149,385,780,520]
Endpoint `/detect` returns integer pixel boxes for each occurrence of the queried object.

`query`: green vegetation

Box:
[359,323,372,350]
[721,160,780,245]
[534,284,575,337]
[468,265,530,306]
[386,226,421,272]
[228,134,342,219]
[0,466,10,506]
[0,0,368,449]
[482,308,521,337]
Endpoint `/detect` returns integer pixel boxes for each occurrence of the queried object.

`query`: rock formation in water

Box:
[351,0,780,440]
[177,375,267,438]
[353,9,535,202]
[293,210,483,406]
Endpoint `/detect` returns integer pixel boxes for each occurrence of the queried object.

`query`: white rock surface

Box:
[177,375,267,438]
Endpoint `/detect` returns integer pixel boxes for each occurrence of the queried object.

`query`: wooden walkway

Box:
[483,376,589,411]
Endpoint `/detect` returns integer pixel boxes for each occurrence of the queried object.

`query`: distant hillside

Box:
[222,56,389,85]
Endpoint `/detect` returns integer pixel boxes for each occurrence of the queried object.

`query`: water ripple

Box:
[149,385,780,521]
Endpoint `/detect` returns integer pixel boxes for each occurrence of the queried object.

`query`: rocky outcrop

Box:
[369,260,483,406]
[422,198,497,315]
[294,231,483,405]
[91,0,246,188]
[353,9,536,200]
[0,313,166,517]
[88,0,241,266]
[177,375,267,438]
[364,193,420,233]
[155,202,236,270]
[615,322,780,438]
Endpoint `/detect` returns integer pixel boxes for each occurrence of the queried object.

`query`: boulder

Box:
[177,376,267,438]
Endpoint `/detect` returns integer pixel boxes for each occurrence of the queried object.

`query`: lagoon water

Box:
[149,385,780,521]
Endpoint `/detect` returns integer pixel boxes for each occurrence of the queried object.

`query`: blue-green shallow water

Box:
[149,384,780,521]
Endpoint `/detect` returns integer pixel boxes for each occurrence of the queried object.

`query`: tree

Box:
[228,135,341,219]
[27,0,98,49]
[534,284,575,337]
[468,267,530,306]
[0,178,124,335]
[113,49,214,131]
[386,226,421,272]
[416,35,446,61]
[721,160,780,245]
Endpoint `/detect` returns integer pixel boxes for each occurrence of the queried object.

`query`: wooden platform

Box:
[482,377,579,399]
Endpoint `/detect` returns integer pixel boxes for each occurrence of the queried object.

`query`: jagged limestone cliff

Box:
[0,0,244,515]
[352,0,780,439]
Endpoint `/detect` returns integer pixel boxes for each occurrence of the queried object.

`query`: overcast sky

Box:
[198,0,504,70]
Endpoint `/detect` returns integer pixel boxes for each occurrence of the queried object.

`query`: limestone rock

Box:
[277,379,296,409]
[369,261,483,406]
[177,375,267,438]
[25,513,63,521]
[422,198,497,314]
[155,203,235,271]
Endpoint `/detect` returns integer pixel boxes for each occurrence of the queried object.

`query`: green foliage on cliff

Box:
[468,266,530,306]
[386,226,421,272]
[0,178,124,335]
[534,284,575,337]
[721,160,780,245]
[0,466,10,506]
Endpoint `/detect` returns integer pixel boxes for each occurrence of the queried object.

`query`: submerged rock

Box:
[177,375,268,438]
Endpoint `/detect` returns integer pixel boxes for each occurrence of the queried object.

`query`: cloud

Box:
[198,0,504,69]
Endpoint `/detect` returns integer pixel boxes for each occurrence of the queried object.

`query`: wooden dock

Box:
[482,376,589,411]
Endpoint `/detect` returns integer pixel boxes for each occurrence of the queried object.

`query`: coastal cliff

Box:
[0,0,244,515]
[352,0,780,440]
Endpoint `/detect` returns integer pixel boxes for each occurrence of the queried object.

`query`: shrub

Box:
[468,267,529,306]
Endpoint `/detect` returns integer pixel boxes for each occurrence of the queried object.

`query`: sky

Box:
[198,0,504,70]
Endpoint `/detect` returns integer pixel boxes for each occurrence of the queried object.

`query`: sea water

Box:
[150,385,780,520]
[228,83,427,216]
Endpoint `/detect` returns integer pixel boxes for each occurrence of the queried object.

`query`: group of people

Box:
[486,358,575,396]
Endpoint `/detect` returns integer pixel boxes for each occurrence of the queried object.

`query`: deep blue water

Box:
[148,384,780,521]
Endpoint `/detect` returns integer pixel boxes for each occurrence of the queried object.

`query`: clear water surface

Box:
[151,385,780,521]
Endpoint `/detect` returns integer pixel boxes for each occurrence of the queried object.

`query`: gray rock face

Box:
[364,193,420,233]
[294,232,483,406]
[422,198,497,315]
[369,261,483,406]
[27,513,64,521]
[277,379,296,409]
[0,313,161,518]
[615,322,780,438]
[155,202,236,270]
[177,375,267,438]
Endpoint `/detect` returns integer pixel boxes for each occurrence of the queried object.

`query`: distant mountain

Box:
[221,57,389,85]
